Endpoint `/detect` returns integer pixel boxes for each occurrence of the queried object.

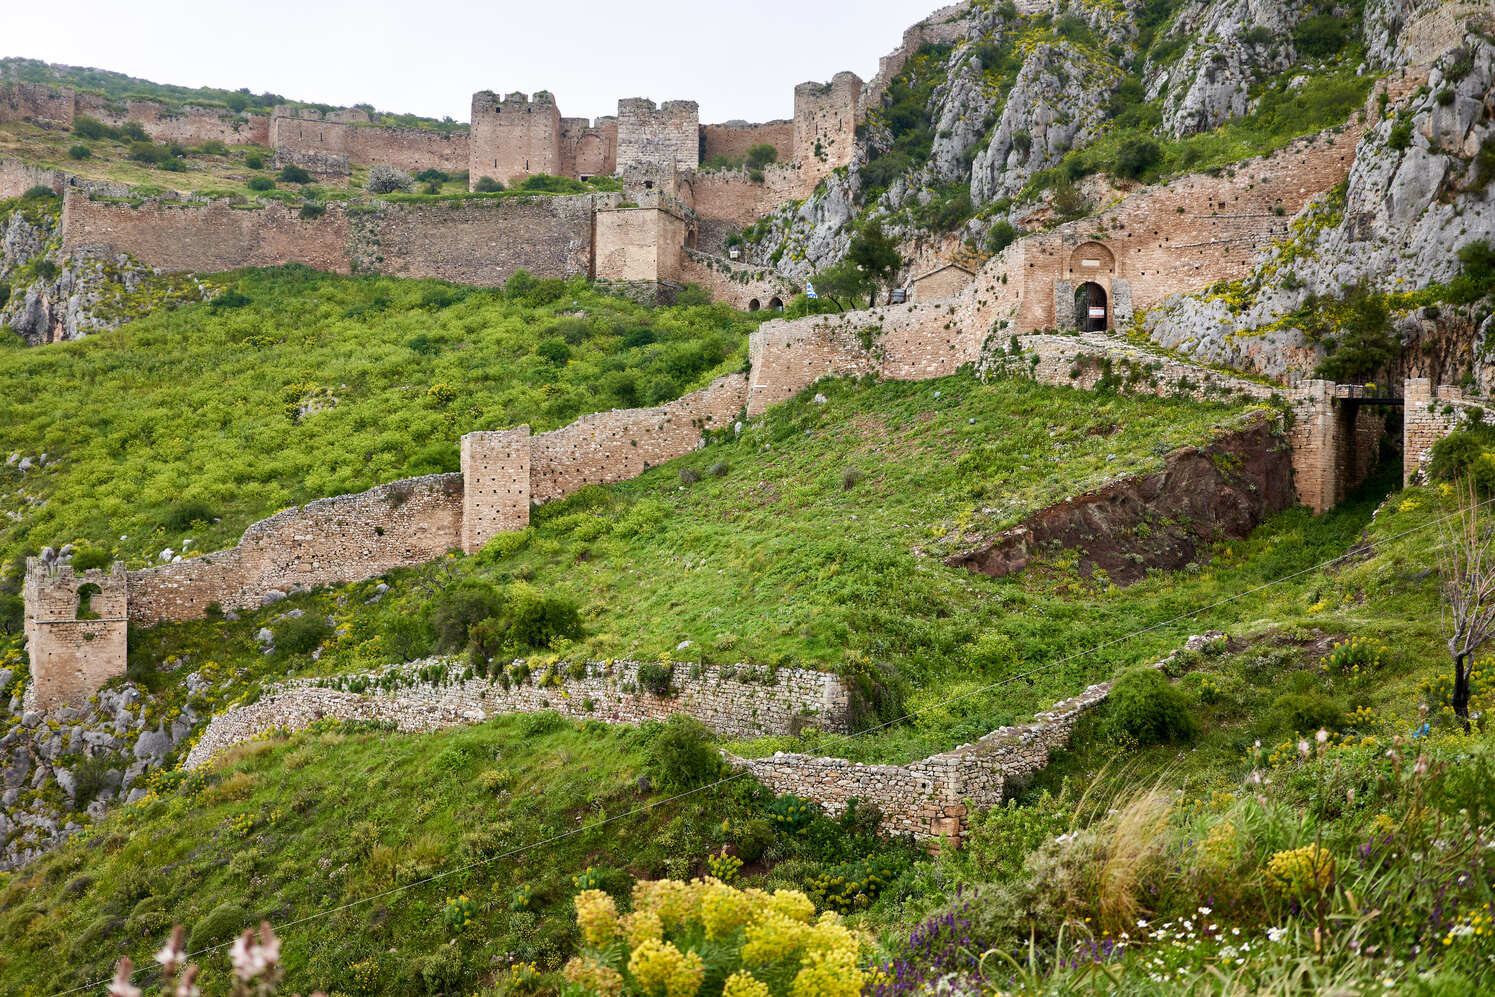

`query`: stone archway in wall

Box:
[748,298,761,312]
[1075,282,1108,332]
[1068,240,1116,279]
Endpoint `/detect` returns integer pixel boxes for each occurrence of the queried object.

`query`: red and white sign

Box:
[1088,306,1106,319]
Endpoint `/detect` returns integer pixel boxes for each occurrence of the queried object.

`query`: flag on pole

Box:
[806,281,818,300]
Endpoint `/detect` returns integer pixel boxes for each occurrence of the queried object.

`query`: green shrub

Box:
[429,581,504,652]
[127,141,167,164]
[1388,118,1413,151]
[474,176,503,192]
[746,143,779,169]
[1428,426,1495,491]
[275,614,331,655]
[162,501,216,531]
[193,140,230,156]
[67,144,91,160]
[1104,668,1199,745]
[299,202,325,220]
[986,220,1018,254]
[1114,136,1162,180]
[244,152,265,170]
[1269,689,1344,733]
[535,337,571,365]
[414,169,449,184]
[0,593,21,636]
[69,547,111,571]
[278,163,312,184]
[246,175,274,191]
[735,818,776,864]
[766,793,815,836]
[1293,14,1349,60]
[186,902,250,952]
[645,714,720,791]
[636,660,675,696]
[71,115,112,140]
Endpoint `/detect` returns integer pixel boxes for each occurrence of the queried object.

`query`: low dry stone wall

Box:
[729,633,1222,843]
[184,658,850,769]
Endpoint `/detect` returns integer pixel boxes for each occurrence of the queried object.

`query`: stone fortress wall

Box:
[0,81,271,145]
[184,658,851,769]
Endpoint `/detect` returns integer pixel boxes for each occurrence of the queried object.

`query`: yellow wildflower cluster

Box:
[567,878,868,997]
[1320,636,1388,676]
[629,939,705,997]
[1441,908,1493,947]
[1266,844,1336,900]
[575,889,619,947]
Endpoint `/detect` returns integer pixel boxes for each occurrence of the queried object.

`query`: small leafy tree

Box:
[277,163,311,184]
[367,164,414,194]
[745,142,779,169]
[845,219,904,308]
[1437,476,1495,729]
[474,176,503,192]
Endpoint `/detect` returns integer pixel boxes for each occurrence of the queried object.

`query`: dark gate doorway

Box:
[1075,282,1107,331]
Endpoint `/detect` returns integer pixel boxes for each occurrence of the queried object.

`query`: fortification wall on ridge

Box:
[127,474,463,623]
[74,94,271,146]
[528,373,748,503]
[468,91,561,185]
[352,194,597,284]
[60,190,351,273]
[0,157,63,197]
[678,250,795,311]
[0,82,76,126]
[701,121,793,164]
[271,114,468,174]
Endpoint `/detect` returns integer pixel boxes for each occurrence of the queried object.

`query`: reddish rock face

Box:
[947,417,1298,585]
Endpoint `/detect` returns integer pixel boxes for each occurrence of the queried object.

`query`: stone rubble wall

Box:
[678,250,796,312]
[270,115,468,175]
[1404,377,1488,482]
[0,157,64,198]
[527,373,748,504]
[730,680,1113,842]
[0,83,271,146]
[730,634,1220,842]
[184,658,850,770]
[126,473,464,623]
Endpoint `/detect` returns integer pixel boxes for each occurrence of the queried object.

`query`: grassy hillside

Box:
[0,267,756,574]
[0,712,924,995]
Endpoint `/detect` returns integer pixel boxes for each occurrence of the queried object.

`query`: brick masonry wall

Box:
[1403,378,1486,483]
[127,474,463,623]
[701,121,794,164]
[352,194,596,284]
[73,94,270,147]
[271,114,468,174]
[617,99,700,174]
[22,562,129,711]
[183,658,851,769]
[469,92,562,186]
[679,250,795,311]
[561,116,618,179]
[0,157,63,198]
[733,680,1112,841]
[528,373,748,503]
[60,190,351,273]
[461,429,531,554]
[792,73,862,181]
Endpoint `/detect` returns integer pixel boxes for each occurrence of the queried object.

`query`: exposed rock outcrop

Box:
[947,416,1295,584]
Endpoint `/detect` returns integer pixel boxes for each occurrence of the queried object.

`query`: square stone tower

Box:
[460,428,532,553]
[793,71,863,178]
[23,560,129,710]
[469,91,563,187]
[616,98,700,175]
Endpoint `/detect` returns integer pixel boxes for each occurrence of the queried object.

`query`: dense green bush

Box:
[67,144,91,160]
[1114,136,1162,180]
[185,902,250,952]
[1428,425,1495,491]
[246,175,274,191]
[1293,14,1349,60]
[1269,689,1344,734]
[636,660,675,696]
[275,614,332,655]
[69,547,111,571]
[535,337,570,365]
[644,714,720,791]
[734,818,776,864]
[473,176,503,192]
[243,152,264,170]
[430,581,504,652]
[746,143,778,169]
[278,163,311,184]
[986,220,1018,254]
[1104,668,1200,745]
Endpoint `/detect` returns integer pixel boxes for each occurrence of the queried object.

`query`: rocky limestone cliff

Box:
[0,198,215,346]
[1142,33,1495,383]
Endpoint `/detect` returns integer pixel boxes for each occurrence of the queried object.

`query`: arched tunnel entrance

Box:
[1075,282,1108,332]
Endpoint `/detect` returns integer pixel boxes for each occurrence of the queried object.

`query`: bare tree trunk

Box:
[1439,476,1495,734]
[1453,650,1472,730]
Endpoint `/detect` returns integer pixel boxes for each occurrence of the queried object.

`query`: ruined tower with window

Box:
[22,561,129,711]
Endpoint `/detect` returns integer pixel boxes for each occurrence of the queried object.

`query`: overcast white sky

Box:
[3,0,938,124]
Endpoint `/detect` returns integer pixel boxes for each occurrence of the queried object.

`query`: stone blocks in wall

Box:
[270,113,468,175]
[22,561,129,710]
[469,91,563,186]
[792,72,862,178]
[1404,378,1481,483]
[617,98,700,174]
[461,428,532,554]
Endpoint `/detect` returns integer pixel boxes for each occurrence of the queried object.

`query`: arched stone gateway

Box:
[1067,240,1115,278]
[748,298,760,312]
[769,296,783,311]
[1075,281,1108,332]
